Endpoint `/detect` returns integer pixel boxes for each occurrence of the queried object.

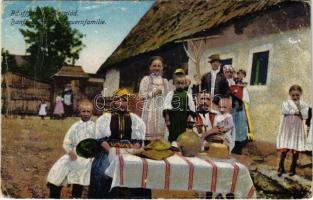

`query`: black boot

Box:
[289,152,299,176]
[72,184,84,198]
[47,182,62,198]
[277,151,287,177]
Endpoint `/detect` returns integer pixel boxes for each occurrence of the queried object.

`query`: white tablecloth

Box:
[105,148,256,198]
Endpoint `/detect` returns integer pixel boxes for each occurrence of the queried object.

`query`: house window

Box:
[220,58,233,66]
[250,51,269,85]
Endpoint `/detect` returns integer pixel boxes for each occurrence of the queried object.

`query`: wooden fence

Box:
[2,72,52,115]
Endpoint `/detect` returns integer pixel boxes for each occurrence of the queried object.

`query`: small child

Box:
[163,69,196,143]
[47,100,96,198]
[235,69,248,86]
[38,99,48,119]
[276,85,309,176]
[202,98,235,153]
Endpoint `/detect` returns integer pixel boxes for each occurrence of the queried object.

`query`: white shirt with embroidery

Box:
[210,66,221,96]
[47,120,96,186]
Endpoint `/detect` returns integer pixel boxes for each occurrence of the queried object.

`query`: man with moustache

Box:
[194,91,218,135]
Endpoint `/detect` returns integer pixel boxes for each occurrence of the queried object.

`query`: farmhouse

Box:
[97,0,312,142]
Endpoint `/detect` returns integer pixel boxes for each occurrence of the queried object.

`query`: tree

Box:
[1,49,18,74]
[19,7,84,82]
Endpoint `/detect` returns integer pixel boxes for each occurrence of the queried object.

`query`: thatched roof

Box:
[98,0,306,72]
[53,65,89,78]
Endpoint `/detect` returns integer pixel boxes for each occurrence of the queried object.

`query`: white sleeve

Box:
[95,113,112,139]
[62,123,77,153]
[221,116,234,131]
[130,113,146,140]
[282,101,296,115]
[187,93,195,112]
[300,101,309,120]
[163,79,170,96]
[225,116,235,152]
[139,76,153,99]
[164,91,174,110]
[89,121,97,138]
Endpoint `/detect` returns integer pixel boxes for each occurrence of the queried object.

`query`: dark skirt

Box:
[88,150,112,199]
[88,150,152,199]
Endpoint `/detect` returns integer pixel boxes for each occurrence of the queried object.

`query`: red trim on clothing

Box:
[209,112,216,127]
[141,158,148,188]
[248,186,256,198]
[119,155,124,185]
[116,147,121,155]
[230,163,240,193]
[204,159,217,192]
[178,155,195,190]
[164,158,171,190]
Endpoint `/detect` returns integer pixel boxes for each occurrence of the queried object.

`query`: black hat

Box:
[209,54,220,63]
[76,138,102,158]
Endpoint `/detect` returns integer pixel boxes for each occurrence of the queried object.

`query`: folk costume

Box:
[163,89,196,142]
[88,89,147,199]
[277,100,309,151]
[214,113,236,153]
[53,95,64,118]
[139,74,169,140]
[276,99,309,176]
[47,119,96,198]
[228,84,252,154]
[38,102,48,119]
[193,55,229,104]
[194,108,218,135]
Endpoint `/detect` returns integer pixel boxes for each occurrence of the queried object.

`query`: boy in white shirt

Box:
[47,100,95,198]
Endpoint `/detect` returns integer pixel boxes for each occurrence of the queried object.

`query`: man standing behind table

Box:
[192,54,229,106]
[88,88,150,199]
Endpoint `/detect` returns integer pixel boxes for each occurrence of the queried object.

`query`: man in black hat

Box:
[192,54,229,105]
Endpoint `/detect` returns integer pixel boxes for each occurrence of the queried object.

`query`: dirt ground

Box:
[1,116,312,198]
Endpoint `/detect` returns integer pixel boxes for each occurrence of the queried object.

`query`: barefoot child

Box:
[276,85,309,176]
[47,100,95,198]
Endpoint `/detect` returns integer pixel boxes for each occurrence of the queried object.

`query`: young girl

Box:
[53,92,64,120]
[38,99,48,119]
[276,85,309,176]
[139,56,169,141]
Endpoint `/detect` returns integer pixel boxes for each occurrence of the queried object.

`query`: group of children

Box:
[46,55,312,198]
